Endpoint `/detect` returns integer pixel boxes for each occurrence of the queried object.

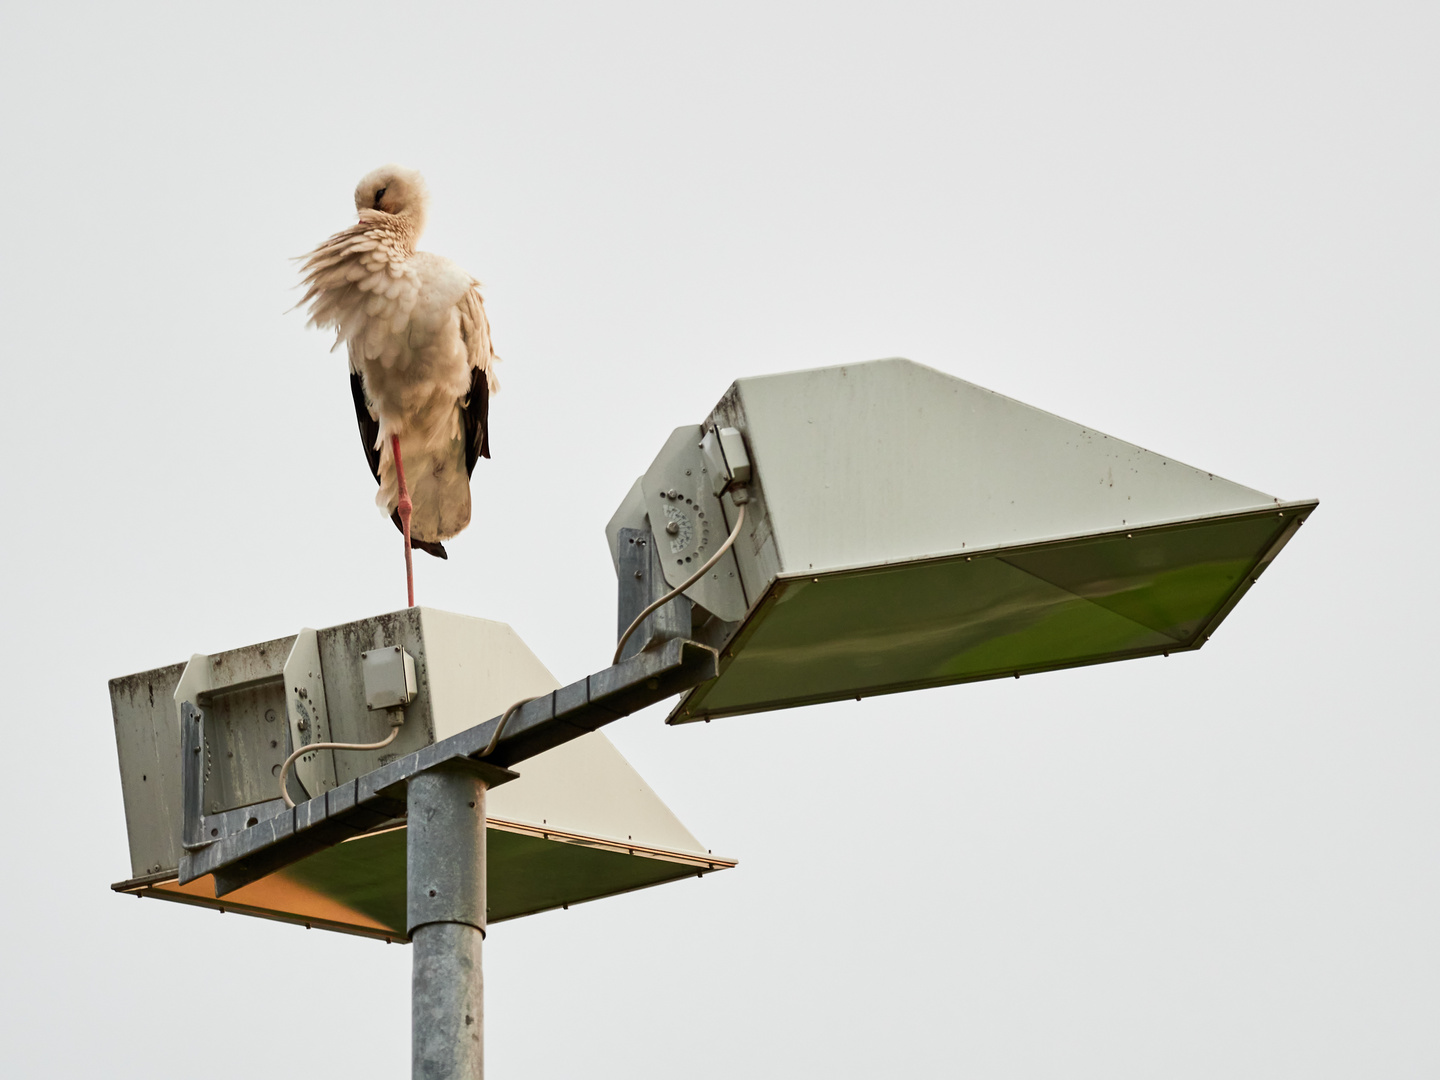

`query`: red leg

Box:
[391,434,415,607]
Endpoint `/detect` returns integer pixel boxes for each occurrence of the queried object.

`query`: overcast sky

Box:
[2,2,1436,1077]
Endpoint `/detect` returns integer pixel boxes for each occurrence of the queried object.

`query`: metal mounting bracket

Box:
[616,526,692,661]
[180,700,293,853]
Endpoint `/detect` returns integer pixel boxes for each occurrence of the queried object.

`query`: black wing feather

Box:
[462,365,490,476]
[349,371,382,483]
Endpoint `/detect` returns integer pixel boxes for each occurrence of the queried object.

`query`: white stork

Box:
[298,165,499,605]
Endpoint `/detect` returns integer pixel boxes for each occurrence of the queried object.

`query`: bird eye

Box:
[373,187,388,208]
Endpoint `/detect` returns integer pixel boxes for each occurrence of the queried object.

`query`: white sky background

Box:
[1,2,1436,1076]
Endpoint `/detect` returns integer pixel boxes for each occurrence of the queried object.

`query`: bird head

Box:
[354,165,430,237]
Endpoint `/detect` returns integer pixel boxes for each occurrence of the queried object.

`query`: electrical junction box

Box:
[110,607,733,940]
[362,645,417,710]
[700,426,751,495]
[607,358,1317,723]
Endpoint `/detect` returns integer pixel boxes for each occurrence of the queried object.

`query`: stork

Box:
[298,165,499,606]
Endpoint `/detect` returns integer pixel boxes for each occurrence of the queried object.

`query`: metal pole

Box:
[408,762,494,1079]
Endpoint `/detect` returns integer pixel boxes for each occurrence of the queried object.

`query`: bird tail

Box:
[376,435,472,544]
[391,511,448,559]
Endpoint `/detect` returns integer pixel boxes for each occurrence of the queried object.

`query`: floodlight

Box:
[110,608,731,939]
[607,358,1315,722]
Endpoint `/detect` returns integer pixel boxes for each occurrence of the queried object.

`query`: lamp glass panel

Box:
[151,826,710,938]
[684,513,1287,719]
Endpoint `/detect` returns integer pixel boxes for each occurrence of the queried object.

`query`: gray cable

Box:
[613,501,746,665]
[279,711,404,808]
[478,696,537,758]
[279,694,529,811]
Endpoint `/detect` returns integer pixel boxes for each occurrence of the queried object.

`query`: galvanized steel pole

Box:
[408,762,493,1079]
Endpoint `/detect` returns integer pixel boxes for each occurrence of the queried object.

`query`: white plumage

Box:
[299,165,499,563]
